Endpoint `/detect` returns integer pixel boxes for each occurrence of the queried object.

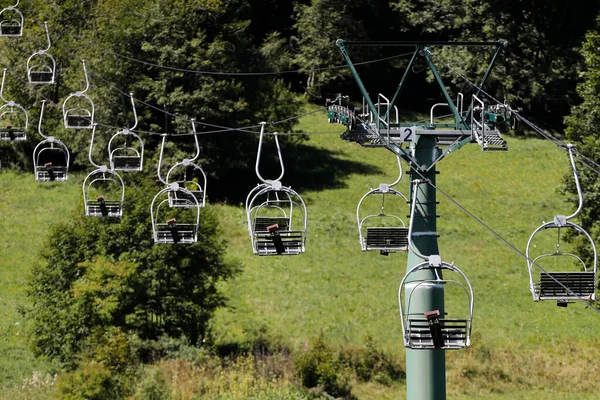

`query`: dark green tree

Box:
[390,0,600,127]
[29,176,239,365]
[563,17,600,264]
[0,0,303,202]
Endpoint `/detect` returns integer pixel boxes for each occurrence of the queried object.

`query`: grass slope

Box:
[0,107,598,399]
[211,109,600,398]
[0,170,81,391]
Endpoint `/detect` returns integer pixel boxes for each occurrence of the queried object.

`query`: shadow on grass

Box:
[210,141,382,204]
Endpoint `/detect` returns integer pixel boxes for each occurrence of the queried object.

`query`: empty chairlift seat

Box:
[166,160,207,208]
[365,227,409,250]
[27,54,55,84]
[63,95,94,129]
[62,61,95,129]
[526,216,597,304]
[0,3,23,37]
[539,272,595,299]
[357,183,409,254]
[108,129,144,172]
[27,22,55,84]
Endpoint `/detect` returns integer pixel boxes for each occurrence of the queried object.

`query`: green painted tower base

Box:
[405,135,446,399]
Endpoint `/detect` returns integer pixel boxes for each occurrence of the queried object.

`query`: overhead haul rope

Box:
[87,71,331,136]
[407,166,600,314]
[91,42,416,76]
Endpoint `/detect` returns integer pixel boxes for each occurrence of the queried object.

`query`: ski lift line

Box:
[572,152,600,177]
[267,107,332,126]
[93,41,415,76]
[412,168,600,314]
[94,121,260,136]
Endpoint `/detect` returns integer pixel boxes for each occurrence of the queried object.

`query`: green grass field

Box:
[0,106,599,399]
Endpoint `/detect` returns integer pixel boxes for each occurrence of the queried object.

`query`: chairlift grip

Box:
[81,60,90,94]
[128,93,138,131]
[190,118,200,162]
[156,134,169,185]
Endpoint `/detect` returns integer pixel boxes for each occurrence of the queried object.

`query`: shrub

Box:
[339,335,405,386]
[294,335,352,398]
[54,361,121,400]
[130,366,171,400]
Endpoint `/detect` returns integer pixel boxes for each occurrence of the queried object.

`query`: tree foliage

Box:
[389,0,600,127]
[29,177,239,365]
[0,0,302,201]
[563,17,600,264]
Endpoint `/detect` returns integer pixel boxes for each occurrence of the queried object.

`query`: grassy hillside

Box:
[0,107,599,399]
[211,110,600,398]
[0,170,81,395]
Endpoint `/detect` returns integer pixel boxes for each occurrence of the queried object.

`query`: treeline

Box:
[0,1,598,179]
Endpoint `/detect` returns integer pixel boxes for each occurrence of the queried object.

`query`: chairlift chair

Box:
[27,22,56,84]
[108,93,142,171]
[62,60,94,129]
[63,94,94,129]
[0,102,27,141]
[82,166,124,217]
[398,257,474,350]
[245,122,308,256]
[166,159,207,208]
[33,138,69,181]
[246,181,308,256]
[357,156,409,254]
[357,184,409,254]
[34,100,69,181]
[526,217,597,305]
[526,145,597,306]
[151,183,200,244]
[0,1,23,37]
[0,69,28,141]
[108,129,144,171]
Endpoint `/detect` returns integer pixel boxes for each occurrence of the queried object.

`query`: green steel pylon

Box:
[332,40,510,400]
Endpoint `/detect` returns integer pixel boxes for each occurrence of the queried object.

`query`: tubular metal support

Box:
[0,69,7,104]
[565,145,583,221]
[255,122,285,184]
[88,123,102,169]
[38,100,48,139]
